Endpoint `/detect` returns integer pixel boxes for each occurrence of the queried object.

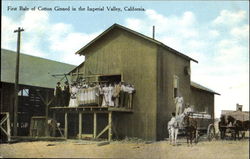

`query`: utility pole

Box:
[152,26,155,39]
[13,27,24,136]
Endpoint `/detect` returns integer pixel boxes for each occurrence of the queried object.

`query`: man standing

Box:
[127,84,135,109]
[62,81,70,106]
[119,82,126,107]
[168,112,179,145]
[69,82,79,107]
[175,95,184,115]
[113,82,121,107]
[54,82,62,106]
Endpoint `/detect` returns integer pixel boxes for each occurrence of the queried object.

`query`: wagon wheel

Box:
[207,124,215,141]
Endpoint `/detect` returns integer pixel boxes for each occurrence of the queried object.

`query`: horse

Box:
[227,115,250,140]
[218,115,227,139]
[183,115,198,146]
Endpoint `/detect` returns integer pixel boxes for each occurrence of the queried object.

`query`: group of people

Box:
[100,82,136,108]
[54,81,136,108]
[168,95,193,145]
[54,81,70,106]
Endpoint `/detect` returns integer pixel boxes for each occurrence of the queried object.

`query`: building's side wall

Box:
[0,82,54,136]
[79,28,158,140]
[190,87,215,119]
[0,82,14,121]
[156,46,191,140]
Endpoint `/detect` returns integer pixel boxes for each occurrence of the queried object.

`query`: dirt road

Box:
[0,139,249,158]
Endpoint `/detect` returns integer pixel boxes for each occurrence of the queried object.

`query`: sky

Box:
[2,0,249,118]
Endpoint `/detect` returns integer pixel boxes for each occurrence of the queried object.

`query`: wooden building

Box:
[68,24,220,140]
[0,49,75,137]
[190,81,220,117]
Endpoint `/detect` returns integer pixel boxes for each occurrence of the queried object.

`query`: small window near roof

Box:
[173,75,179,98]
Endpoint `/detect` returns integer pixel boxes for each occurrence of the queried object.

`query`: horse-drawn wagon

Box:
[219,110,250,140]
[187,112,216,141]
[168,111,216,145]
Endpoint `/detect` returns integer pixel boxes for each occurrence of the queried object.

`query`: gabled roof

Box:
[75,23,198,63]
[1,49,76,89]
[69,61,84,74]
[191,81,220,95]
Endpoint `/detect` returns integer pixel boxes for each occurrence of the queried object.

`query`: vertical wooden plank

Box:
[64,112,68,139]
[79,112,82,140]
[93,113,97,139]
[108,112,112,141]
[52,111,56,137]
[45,90,49,137]
[6,113,11,142]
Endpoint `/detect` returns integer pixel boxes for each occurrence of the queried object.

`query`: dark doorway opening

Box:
[99,74,121,83]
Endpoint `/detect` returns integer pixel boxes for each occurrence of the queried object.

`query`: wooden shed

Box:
[190,81,220,118]
[0,49,75,137]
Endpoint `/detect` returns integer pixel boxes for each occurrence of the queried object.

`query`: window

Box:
[173,75,179,98]
[18,89,29,96]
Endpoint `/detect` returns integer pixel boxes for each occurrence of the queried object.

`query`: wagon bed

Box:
[179,112,215,141]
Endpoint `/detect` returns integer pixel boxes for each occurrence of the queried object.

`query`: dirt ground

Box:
[0,138,249,159]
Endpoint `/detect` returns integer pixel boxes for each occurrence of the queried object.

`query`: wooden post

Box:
[152,26,155,39]
[108,112,112,141]
[13,27,24,136]
[78,112,82,139]
[93,113,97,139]
[6,113,11,141]
[64,112,68,139]
[45,90,49,137]
[52,111,56,137]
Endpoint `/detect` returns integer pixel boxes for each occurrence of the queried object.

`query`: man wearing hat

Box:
[54,82,63,106]
[62,81,70,106]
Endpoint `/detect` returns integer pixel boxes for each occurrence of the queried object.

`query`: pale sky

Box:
[2,1,249,117]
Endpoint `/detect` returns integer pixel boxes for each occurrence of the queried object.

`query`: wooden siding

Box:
[156,46,191,140]
[190,87,215,119]
[77,28,158,140]
[0,82,54,136]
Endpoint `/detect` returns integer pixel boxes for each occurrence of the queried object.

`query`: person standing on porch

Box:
[62,81,70,106]
[113,82,121,107]
[54,82,63,106]
[108,83,114,106]
[101,83,109,106]
[69,82,79,107]
[127,84,135,109]
[119,82,126,107]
